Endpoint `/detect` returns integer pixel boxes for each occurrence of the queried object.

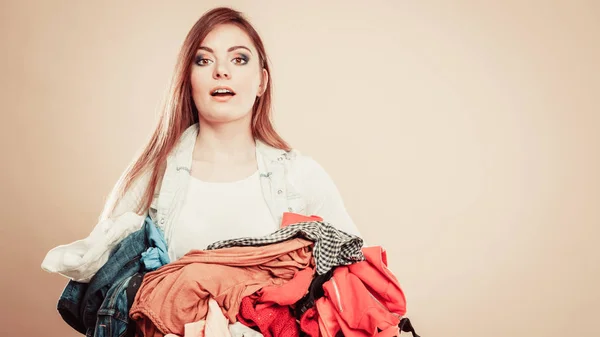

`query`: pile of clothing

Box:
[49,213,419,337]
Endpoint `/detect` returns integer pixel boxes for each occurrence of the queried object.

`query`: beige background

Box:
[1,0,599,336]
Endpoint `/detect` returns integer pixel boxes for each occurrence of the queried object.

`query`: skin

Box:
[189,23,269,182]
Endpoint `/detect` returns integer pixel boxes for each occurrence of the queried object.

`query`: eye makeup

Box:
[234,53,250,64]
[193,53,250,66]
[194,55,212,66]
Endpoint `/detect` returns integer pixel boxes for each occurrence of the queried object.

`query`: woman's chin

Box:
[199,110,251,125]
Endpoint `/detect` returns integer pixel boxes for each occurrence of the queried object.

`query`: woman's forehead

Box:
[200,24,256,53]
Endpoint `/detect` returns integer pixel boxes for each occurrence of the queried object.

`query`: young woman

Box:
[43,6,361,282]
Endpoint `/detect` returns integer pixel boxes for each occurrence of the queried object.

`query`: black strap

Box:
[124,273,145,337]
[398,317,420,337]
[126,273,144,311]
[294,268,334,319]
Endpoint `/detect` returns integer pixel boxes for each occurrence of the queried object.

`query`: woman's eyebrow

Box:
[197,45,253,54]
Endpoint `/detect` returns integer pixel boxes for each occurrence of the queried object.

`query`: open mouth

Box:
[210,88,236,97]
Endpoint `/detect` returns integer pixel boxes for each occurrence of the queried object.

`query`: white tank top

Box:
[171,170,279,259]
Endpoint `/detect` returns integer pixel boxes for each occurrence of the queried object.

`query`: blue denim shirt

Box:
[57,216,168,335]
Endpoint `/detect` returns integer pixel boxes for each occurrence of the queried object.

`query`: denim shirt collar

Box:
[171,123,290,173]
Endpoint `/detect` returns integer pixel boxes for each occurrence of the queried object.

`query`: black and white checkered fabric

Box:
[206,221,365,275]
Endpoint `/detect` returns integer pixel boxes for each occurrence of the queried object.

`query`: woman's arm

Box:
[41,166,152,282]
[293,156,362,237]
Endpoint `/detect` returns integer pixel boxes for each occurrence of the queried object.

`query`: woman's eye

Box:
[195,57,213,66]
[232,55,249,65]
[194,55,248,66]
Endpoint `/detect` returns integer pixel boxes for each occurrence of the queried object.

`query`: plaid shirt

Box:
[206,221,365,275]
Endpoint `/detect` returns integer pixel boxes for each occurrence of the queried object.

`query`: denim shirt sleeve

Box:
[291,155,363,238]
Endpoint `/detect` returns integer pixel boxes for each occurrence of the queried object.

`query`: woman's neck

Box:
[193,120,256,164]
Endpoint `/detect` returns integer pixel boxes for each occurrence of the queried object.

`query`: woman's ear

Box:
[258,68,269,97]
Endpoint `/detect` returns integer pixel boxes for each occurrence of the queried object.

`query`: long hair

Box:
[101,7,289,219]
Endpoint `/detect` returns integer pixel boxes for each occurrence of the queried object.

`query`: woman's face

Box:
[190,23,267,125]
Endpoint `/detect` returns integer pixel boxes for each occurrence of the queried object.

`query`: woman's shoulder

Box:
[255,140,339,193]
[256,141,325,179]
[280,146,362,237]
[287,149,324,175]
[282,148,336,192]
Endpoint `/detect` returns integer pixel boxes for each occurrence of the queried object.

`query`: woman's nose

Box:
[213,63,230,79]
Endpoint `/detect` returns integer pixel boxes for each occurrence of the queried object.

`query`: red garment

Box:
[299,307,320,337]
[280,212,323,227]
[348,246,406,316]
[237,263,315,337]
[256,266,315,309]
[316,246,406,337]
[315,298,338,337]
[316,297,400,337]
[237,295,299,337]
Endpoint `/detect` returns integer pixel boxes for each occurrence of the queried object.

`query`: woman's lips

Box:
[210,93,235,102]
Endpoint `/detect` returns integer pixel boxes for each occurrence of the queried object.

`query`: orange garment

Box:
[130,238,313,337]
[163,298,231,337]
